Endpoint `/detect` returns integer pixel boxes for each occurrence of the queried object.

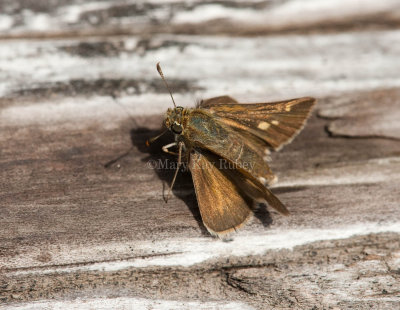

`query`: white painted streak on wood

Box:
[1,30,400,123]
[60,1,117,24]
[0,14,14,31]
[173,0,400,25]
[0,297,255,310]
[0,96,124,129]
[0,1,115,34]
[0,94,190,128]
[6,222,400,275]
[1,0,399,35]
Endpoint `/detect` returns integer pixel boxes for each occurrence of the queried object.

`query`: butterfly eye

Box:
[171,122,183,134]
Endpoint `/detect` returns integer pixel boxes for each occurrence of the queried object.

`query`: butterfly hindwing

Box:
[189,149,289,237]
[189,150,253,236]
[198,95,238,108]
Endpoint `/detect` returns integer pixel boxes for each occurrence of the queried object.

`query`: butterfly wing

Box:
[198,95,238,108]
[200,97,316,150]
[189,150,253,236]
[183,110,289,216]
[189,149,288,236]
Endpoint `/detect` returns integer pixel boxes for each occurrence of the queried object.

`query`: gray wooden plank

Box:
[1,0,400,309]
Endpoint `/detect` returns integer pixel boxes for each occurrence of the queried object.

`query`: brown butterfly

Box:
[148,63,316,237]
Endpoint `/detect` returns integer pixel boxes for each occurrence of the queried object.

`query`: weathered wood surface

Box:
[1,1,400,309]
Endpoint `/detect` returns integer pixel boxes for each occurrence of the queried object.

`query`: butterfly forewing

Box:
[200,97,316,150]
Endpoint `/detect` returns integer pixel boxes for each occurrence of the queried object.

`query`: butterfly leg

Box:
[165,141,184,203]
[162,142,179,155]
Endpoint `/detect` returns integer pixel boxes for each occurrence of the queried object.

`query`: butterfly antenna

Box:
[156,62,176,108]
[146,129,168,146]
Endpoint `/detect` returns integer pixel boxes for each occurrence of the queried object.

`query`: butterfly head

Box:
[165,106,186,135]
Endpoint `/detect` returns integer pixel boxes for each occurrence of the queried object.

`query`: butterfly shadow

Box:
[126,127,212,237]
[253,203,273,229]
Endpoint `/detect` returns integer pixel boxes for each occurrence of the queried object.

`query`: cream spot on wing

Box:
[258,177,267,185]
[271,120,279,125]
[263,155,271,162]
[258,121,270,130]
[285,106,291,112]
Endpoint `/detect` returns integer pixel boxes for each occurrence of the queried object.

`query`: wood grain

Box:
[1,1,400,309]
